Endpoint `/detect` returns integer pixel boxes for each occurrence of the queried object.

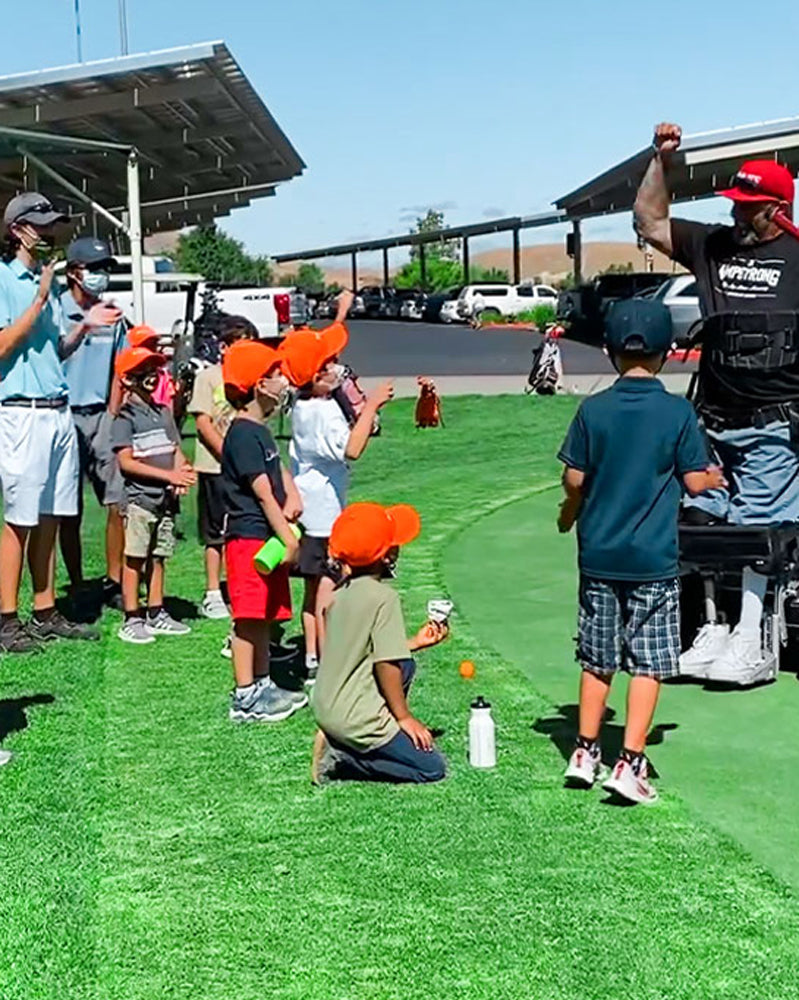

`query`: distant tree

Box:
[409,209,460,263]
[470,265,510,283]
[295,262,326,295]
[599,261,634,275]
[174,225,274,285]
[394,256,463,292]
[278,271,297,287]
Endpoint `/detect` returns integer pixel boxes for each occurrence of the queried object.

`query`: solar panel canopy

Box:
[0,41,305,234]
[555,117,799,219]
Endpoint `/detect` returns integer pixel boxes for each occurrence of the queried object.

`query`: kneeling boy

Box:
[558,299,724,804]
[311,502,448,784]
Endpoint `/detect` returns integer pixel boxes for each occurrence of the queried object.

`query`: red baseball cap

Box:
[115,346,166,379]
[222,340,281,393]
[329,502,421,567]
[718,160,795,204]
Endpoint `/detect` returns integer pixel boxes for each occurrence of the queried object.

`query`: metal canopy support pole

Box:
[350,251,358,293]
[572,220,582,285]
[463,236,470,283]
[17,146,128,234]
[419,243,427,291]
[382,247,389,287]
[127,150,145,323]
[512,227,521,284]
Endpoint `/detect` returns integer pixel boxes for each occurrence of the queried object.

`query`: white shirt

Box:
[290,397,350,537]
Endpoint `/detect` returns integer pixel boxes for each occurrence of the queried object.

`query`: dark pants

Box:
[327,659,446,784]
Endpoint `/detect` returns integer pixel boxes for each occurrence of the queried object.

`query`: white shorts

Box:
[0,405,80,527]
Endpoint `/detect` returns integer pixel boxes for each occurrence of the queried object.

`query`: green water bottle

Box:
[253,524,301,574]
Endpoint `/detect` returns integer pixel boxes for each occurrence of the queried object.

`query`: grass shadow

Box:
[164,595,201,621]
[0,694,55,741]
[532,703,678,774]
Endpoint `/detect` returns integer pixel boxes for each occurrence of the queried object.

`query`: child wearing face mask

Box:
[125,326,176,410]
[281,321,394,684]
[111,347,197,645]
[220,339,307,723]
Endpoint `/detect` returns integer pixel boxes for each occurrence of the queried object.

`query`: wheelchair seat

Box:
[679,523,799,577]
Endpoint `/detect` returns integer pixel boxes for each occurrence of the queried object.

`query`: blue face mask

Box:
[80,271,109,297]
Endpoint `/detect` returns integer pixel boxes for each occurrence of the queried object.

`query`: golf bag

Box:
[526,328,564,395]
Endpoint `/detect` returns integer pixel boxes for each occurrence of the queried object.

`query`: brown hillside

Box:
[276,241,680,288]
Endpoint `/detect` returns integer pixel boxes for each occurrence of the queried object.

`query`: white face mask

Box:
[80,270,110,297]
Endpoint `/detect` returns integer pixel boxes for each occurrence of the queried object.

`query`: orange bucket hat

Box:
[222,340,281,393]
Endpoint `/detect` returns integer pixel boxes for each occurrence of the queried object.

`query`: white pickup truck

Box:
[86,254,305,339]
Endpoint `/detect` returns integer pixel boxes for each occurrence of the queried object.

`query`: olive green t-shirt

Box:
[186,363,234,474]
[313,575,410,751]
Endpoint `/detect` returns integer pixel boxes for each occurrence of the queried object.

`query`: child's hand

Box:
[706,464,728,491]
[412,621,448,650]
[281,535,300,566]
[283,497,303,522]
[557,503,576,533]
[398,715,434,751]
[368,380,394,409]
[169,467,197,489]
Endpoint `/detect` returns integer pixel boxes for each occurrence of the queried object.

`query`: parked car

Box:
[422,286,457,322]
[557,271,672,344]
[456,282,560,321]
[647,274,700,346]
[399,290,427,320]
[315,291,365,320]
[360,285,400,318]
[440,299,463,324]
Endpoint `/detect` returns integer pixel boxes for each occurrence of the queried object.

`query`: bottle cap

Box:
[470,695,491,710]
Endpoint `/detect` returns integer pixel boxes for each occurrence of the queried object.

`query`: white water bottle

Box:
[469,696,496,768]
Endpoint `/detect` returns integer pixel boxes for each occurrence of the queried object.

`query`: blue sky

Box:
[12,0,799,267]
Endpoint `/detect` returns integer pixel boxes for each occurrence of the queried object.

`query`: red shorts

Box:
[225,538,293,622]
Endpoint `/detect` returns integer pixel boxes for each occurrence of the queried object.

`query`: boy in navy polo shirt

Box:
[557,299,725,804]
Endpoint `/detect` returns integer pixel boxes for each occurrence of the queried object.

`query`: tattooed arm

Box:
[633,122,682,257]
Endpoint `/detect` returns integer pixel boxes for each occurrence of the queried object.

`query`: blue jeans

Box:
[685,419,799,524]
[326,659,447,784]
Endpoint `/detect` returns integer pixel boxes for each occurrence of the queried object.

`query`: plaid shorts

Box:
[577,576,681,680]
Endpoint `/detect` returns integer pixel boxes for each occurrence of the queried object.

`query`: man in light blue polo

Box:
[0,193,99,661]
[59,235,126,608]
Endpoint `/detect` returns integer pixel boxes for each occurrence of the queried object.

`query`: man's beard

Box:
[732,221,761,246]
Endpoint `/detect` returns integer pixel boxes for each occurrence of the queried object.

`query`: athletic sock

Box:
[147,605,163,620]
[33,606,56,623]
[305,653,319,670]
[236,683,258,697]
[620,747,647,774]
[576,734,600,755]
[739,566,768,639]
[0,612,19,625]
[125,610,143,622]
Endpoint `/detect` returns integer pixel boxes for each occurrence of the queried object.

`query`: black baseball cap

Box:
[66,235,115,267]
[3,192,69,229]
[604,298,674,355]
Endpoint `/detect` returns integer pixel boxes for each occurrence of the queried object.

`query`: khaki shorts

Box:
[124,502,176,560]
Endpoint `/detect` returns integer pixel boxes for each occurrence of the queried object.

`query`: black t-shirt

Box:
[220,418,287,540]
[671,219,799,410]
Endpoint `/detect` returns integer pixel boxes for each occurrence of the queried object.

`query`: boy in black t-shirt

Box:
[220,340,307,722]
[558,300,724,804]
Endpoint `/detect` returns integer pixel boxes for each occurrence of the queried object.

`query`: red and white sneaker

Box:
[564,743,603,788]
[603,756,658,805]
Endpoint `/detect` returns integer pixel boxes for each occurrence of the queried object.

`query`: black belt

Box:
[0,396,68,410]
[71,403,106,416]
[700,402,795,431]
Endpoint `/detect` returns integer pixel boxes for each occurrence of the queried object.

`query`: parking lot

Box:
[340,319,695,378]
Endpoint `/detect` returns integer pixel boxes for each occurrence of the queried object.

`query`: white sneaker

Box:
[603,757,658,805]
[220,633,232,659]
[0,747,12,767]
[705,628,777,686]
[564,743,603,788]
[679,622,730,678]
[201,590,229,620]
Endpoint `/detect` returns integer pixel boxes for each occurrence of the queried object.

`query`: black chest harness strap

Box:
[701,311,799,371]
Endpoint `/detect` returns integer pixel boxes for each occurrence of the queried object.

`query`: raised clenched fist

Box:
[653,122,682,155]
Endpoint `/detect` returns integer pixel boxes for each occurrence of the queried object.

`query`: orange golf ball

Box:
[459,660,475,679]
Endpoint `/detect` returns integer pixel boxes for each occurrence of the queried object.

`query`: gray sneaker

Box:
[146,609,191,636]
[229,680,297,722]
[118,617,155,645]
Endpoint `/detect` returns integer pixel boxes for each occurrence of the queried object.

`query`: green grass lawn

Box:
[1,395,798,999]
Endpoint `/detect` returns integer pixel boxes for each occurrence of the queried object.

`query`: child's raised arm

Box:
[558,466,585,533]
[345,380,394,461]
[281,465,303,522]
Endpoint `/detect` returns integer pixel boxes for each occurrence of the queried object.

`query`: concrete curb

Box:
[359,373,693,398]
